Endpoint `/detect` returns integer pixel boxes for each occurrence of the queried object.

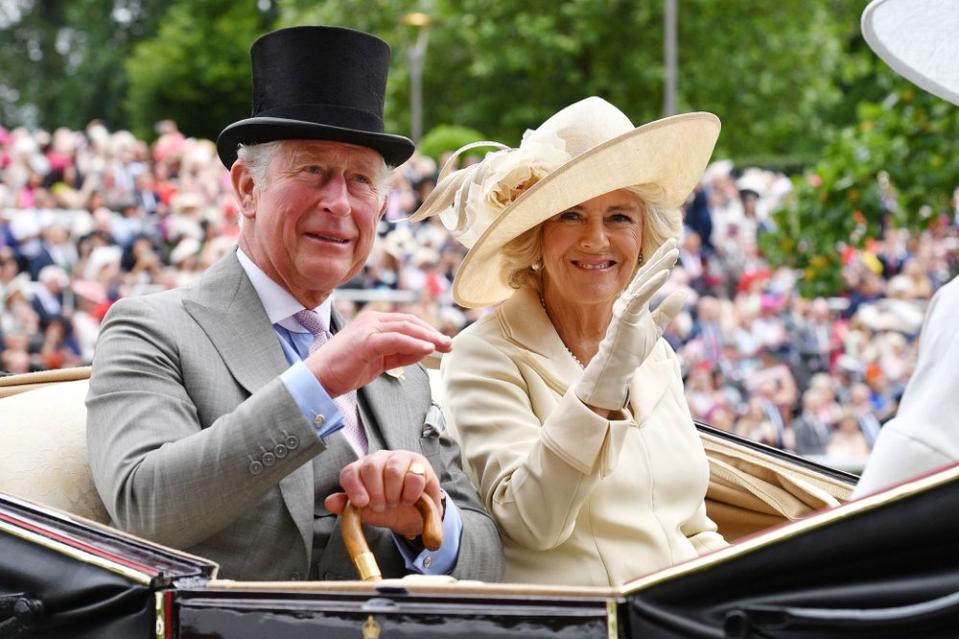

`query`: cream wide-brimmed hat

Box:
[862,0,959,106]
[410,97,720,308]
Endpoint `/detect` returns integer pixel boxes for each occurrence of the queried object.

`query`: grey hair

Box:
[237,141,283,187]
[499,183,680,293]
[236,140,393,206]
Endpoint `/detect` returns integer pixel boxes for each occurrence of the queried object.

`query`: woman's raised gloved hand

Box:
[574,238,685,411]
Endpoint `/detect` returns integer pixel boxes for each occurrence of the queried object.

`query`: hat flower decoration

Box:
[417,128,571,250]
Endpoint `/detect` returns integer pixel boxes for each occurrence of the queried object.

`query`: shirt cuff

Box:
[280,360,344,439]
[392,496,463,575]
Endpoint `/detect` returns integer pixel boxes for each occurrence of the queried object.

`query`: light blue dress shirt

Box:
[235,249,461,574]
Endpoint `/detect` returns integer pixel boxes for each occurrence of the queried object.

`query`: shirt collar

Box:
[236,248,332,333]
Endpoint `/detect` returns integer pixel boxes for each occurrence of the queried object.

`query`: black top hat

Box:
[216,26,415,168]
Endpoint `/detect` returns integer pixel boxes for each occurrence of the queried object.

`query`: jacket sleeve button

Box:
[274,443,289,459]
[249,460,264,475]
[286,435,300,449]
[262,452,276,467]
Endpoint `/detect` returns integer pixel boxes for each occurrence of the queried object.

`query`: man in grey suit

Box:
[86,26,503,582]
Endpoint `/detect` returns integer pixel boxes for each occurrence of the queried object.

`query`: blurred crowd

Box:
[2,121,957,464]
[672,162,957,465]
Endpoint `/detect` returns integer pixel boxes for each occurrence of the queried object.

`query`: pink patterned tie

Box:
[293,309,368,455]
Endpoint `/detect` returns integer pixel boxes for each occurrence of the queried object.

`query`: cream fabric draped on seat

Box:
[0,376,109,523]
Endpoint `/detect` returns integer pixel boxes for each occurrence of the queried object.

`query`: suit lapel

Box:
[361,374,422,453]
[182,251,315,560]
[329,309,422,454]
[182,252,290,395]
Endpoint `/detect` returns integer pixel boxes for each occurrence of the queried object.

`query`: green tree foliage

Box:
[761,67,959,296]
[679,0,865,166]
[0,0,169,130]
[279,0,872,163]
[2,0,879,163]
[418,124,486,161]
[123,0,270,141]
[4,0,956,300]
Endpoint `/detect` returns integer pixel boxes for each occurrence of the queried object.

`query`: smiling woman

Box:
[410,97,727,587]
[538,189,645,330]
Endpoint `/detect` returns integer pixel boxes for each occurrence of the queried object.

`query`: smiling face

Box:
[234,140,387,307]
[540,188,645,311]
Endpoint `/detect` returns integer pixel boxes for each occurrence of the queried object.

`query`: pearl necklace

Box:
[539,295,585,369]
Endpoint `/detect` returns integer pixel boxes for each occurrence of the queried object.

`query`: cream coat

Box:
[442,287,726,587]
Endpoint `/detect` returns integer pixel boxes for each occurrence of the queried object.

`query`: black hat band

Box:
[257,103,385,133]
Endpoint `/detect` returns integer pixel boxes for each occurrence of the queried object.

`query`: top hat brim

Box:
[217,117,415,169]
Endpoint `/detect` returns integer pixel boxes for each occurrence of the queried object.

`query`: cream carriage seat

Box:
[0,368,109,523]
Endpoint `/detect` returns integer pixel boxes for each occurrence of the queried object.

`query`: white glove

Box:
[574,238,686,411]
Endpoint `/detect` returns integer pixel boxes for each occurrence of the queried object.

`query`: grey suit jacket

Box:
[86,251,503,581]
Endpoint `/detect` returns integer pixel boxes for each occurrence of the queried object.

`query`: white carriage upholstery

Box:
[0,371,109,523]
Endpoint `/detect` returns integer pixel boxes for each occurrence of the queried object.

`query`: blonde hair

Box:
[626,183,681,261]
[499,183,680,293]
[501,224,545,294]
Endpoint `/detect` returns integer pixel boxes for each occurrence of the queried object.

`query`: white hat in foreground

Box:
[862,0,959,106]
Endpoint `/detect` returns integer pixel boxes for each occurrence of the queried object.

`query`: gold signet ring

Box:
[407,462,427,478]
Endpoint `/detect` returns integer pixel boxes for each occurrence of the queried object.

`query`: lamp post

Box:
[663,0,677,116]
[404,12,431,144]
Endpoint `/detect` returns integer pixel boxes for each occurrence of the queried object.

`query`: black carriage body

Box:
[1,447,958,638]
[0,496,213,638]
[623,466,959,638]
[0,494,619,639]
[173,587,615,638]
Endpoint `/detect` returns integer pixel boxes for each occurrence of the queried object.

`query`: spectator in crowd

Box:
[793,297,836,380]
[31,264,68,328]
[684,186,714,254]
[736,396,780,448]
[792,389,831,456]
[848,382,882,447]
[690,296,725,366]
[679,227,708,293]
[827,410,872,460]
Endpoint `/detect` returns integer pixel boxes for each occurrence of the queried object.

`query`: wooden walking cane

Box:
[342,495,443,581]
